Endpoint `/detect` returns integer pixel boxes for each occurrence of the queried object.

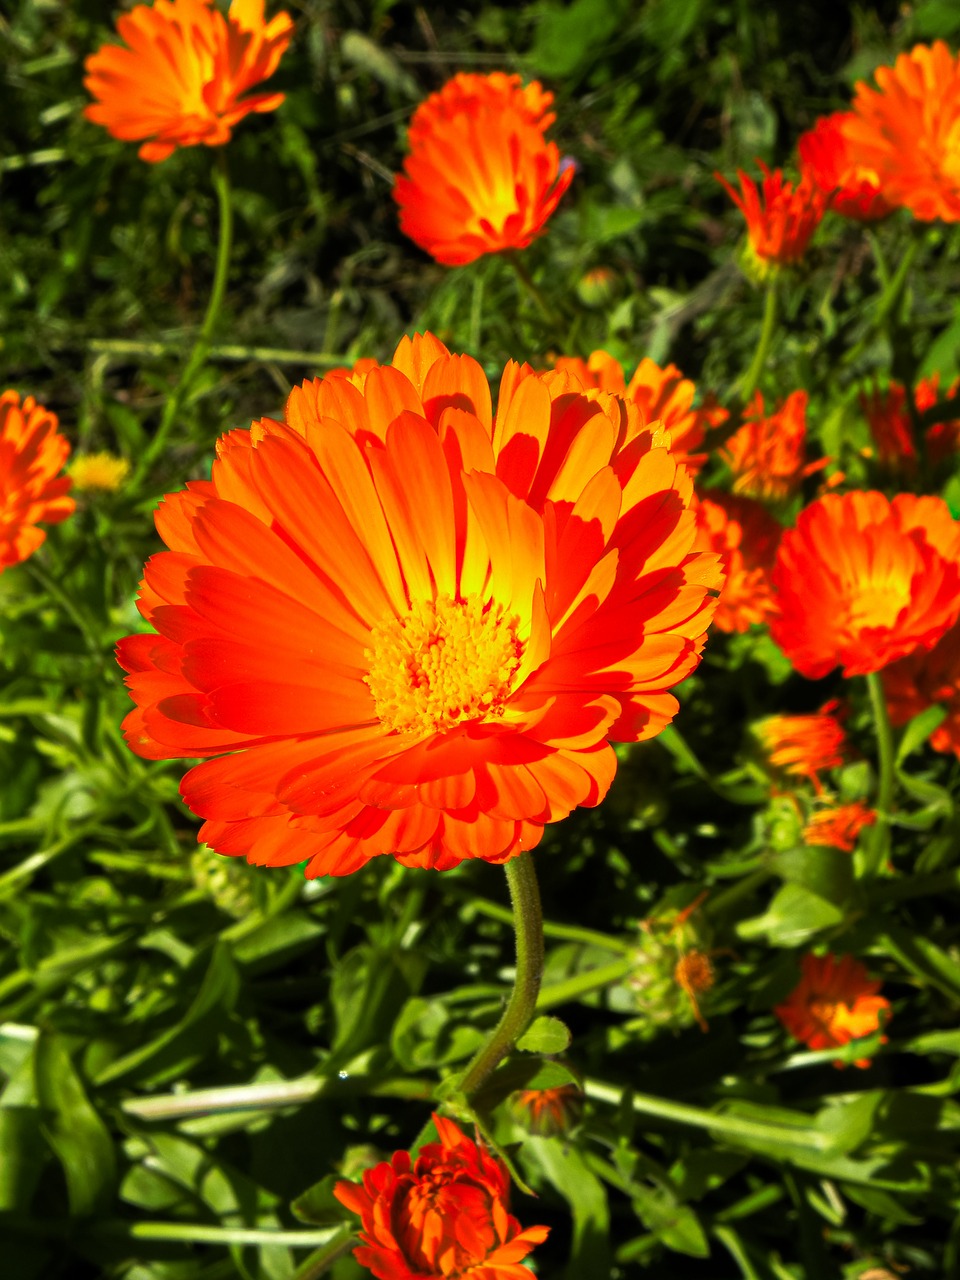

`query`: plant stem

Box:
[864,670,895,875]
[506,252,560,330]
[23,558,101,659]
[536,957,635,1011]
[459,852,545,1098]
[738,280,778,404]
[132,149,234,485]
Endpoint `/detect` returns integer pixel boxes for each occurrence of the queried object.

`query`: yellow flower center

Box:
[365,594,523,736]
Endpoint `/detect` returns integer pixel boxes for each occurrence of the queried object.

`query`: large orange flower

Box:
[860,375,960,472]
[774,952,890,1068]
[393,73,574,266]
[84,0,293,163]
[715,165,826,272]
[797,112,892,222]
[842,41,960,222]
[694,491,781,633]
[335,1114,548,1280]
[756,707,846,788]
[770,491,960,679]
[721,390,824,502]
[0,392,74,574]
[883,621,960,758]
[117,333,721,876]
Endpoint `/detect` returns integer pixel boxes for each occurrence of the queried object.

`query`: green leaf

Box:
[34,1033,115,1217]
[896,705,948,764]
[516,1015,572,1055]
[525,1137,611,1276]
[736,883,844,947]
[291,1173,355,1227]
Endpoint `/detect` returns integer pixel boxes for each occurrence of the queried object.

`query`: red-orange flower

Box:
[694,491,781,633]
[721,390,824,502]
[394,72,574,266]
[756,708,847,787]
[0,392,74,574]
[334,1114,549,1280]
[715,164,827,270]
[510,1083,582,1137]
[117,332,721,876]
[842,41,960,222]
[774,952,890,1068]
[860,375,960,471]
[84,0,293,164]
[797,112,892,221]
[883,621,960,758]
[771,491,960,679]
[803,801,875,851]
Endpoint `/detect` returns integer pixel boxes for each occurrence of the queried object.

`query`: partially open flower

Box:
[798,112,892,222]
[721,390,824,502]
[510,1083,582,1136]
[0,391,74,574]
[774,952,890,1067]
[803,801,875,851]
[756,707,847,790]
[715,164,827,275]
[695,491,782,633]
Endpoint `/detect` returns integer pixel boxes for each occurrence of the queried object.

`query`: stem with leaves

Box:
[738,279,778,405]
[864,670,895,875]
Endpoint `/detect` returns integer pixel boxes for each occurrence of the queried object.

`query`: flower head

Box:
[695,491,781,633]
[510,1083,582,1137]
[860,375,960,472]
[883,620,960,758]
[334,1114,549,1280]
[69,452,131,493]
[721,390,823,502]
[0,391,74,574]
[715,164,827,273]
[394,72,574,266]
[803,801,875,851]
[774,952,890,1067]
[798,112,892,221]
[842,41,960,222]
[117,332,721,876]
[771,491,960,679]
[756,707,847,788]
[84,0,293,163]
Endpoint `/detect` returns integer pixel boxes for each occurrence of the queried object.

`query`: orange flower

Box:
[510,1083,582,1136]
[84,0,293,163]
[860,375,960,472]
[334,1113,549,1280]
[394,72,574,266]
[797,112,892,221]
[771,491,960,679]
[803,801,875,851]
[842,41,960,222]
[883,621,960,758]
[695,491,781,633]
[117,332,721,876]
[756,708,846,787]
[721,390,824,502]
[774,952,890,1068]
[0,392,74,574]
[715,164,827,271]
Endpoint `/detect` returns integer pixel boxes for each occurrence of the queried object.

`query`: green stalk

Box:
[132,149,234,485]
[738,280,778,405]
[459,852,545,1098]
[506,252,560,330]
[23,558,100,659]
[864,670,895,875]
[535,957,635,1011]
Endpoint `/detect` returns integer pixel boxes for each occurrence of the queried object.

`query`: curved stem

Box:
[865,670,895,875]
[459,852,544,1099]
[132,149,234,485]
[738,280,778,405]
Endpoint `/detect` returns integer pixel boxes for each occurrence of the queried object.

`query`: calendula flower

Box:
[394,72,574,266]
[883,621,960,758]
[774,952,890,1067]
[117,332,721,876]
[860,375,960,472]
[721,390,824,502]
[842,41,960,222]
[756,707,847,789]
[0,391,74,574]
[334,1113,549,1280]
[84,0,293,163]
[771,491,960,679]
[69,452,131,493]
[694,491,781,633]
[715,164,827,274]
[798,112,892,221]
[510,1083,582,1136]
[803,801,875,851]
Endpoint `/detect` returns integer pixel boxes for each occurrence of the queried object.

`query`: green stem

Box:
[459,852,544,1098]
[536,957,634,1011]
[864,670,895,875]
[291,1226,358,1280]
[454,889,631,954]
[24,558,101,659]
[132,149,234,485]
[738,280,778,404]
[506,252,560,330]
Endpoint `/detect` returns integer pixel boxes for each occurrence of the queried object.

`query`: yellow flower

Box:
[69,452,131,493]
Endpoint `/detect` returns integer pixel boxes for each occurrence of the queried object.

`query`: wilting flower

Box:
[771,491,960,679]
[334,1113,549,1280]
[715,164,827,273]
[803,801,875,851]
[695,491,781,633]
[774,952,890,1067]
[510,1083,582,1136]
[797,112,892,221]
[117,332,721,876]
[69,452,131,493]
[721,390,824,502]
[860,375,960,472]
[884,621,960,758]
[842,41,960,222]
[0,391,74,574]
[394,72,574,266]
[756,707,847,789]
[84,0,293,163]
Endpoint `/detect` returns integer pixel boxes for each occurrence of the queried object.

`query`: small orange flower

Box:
[715,164,827,271]
[803,801,875,851]
[511,1083,582,1136]
[774,952,890,1067]
[756,708,847,788]
[117,332,721,876]
[883,621,960,758]
[798,112,892,221]
[695,491,782,633]
[842,41,960,222]
[394,72,574,266]
[721,390,824,502]
[860,375,960,472]
[334,1113,549,1280]
[0,392,74,574]
[771,491,960,679]
[84,0,293,163]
